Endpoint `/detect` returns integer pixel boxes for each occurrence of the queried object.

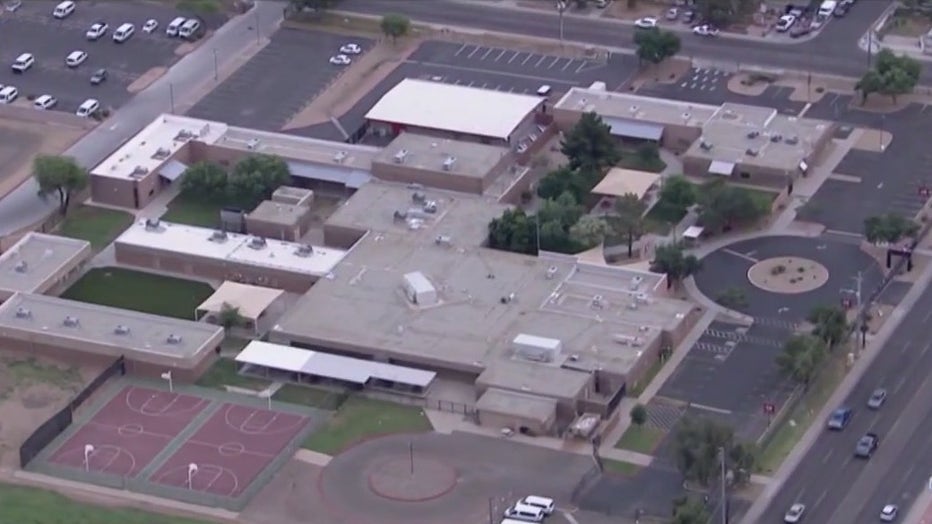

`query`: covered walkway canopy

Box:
[604,117,664,141]
[196,281,285,334]
[235,341,437,392]
[591,167,661,200]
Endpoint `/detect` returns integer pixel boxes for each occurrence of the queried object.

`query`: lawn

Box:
[301,396,433,455]
[615,424,665,454]
[160,196,224,228]
[628,357,667,399]
[602,458,642,476]
[0,482,209,524]
[61,267,214,319]
[56,205,134,250]
[274,383,342,410]
[643,202,688,236]
[196,359,271,391]
[618,148,667,173]
[757,353,848,474]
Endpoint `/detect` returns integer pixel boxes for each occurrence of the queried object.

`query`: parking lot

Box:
[0,1,202,113]
[187,29,372,131]
[638,67,805,114]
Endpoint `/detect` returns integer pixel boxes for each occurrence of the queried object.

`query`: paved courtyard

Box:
[0,1,212,112]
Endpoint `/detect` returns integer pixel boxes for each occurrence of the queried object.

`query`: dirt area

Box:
[727,74,771,97]
[127,67,167,94]
[240,459,327,524]
[602,0,663,20]
[851,129,893,152]
[0,353,101,468]
[0,118,85,200]
[882,11,932,38]
[630,58,690,89]
[747,257,830,294]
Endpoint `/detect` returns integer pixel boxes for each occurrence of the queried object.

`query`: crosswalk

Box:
[751,316,800,331]
[646,399,686,432]
[703,328,783,348]
[694,341,734,356]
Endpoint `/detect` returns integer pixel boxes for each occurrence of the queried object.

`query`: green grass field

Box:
[161,196,225,229]
[301,397,433,455]
[0,482,209,524]
[615,424,665,454]
[61,267,214,319]
[56,206,134,250]
[602,458,642,476]
[195,359,271,391]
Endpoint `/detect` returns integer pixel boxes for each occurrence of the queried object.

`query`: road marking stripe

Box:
[690,403,732,415]
[508,52,521,64]
[454,43,468,57]
[548,57,561,69]
[522,53,534,65]
[480,47,494,60]
[575,61,588,74]
[535,55,548,67]
[467,46,480,59]
[561,59,574,71]
[494,49,507,62]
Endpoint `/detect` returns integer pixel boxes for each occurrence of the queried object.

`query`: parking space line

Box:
[467,81,475,86]
[548,57,562,69]
[467,46,481,59]
[508,52,521,64]
[535,55,548,67]
[481,82,489,88]
[561,60,575,72]
[454,43,468,57]
[411,60,584,85]
[575,62,588,74]
[481,48,494,60]
[494,50,507,62]
[522,54,534,65]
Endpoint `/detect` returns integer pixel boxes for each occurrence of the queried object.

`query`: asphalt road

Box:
[337,0,904,81]
[761,282,932,523]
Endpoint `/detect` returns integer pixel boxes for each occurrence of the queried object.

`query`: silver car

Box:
[868,388,887,409]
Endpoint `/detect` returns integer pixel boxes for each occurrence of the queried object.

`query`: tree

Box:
[180,161,228,201]
[634,29,681,65]
[488,208,537,254]
[672,496,710,524]
[217,303,246,331]
[569,214,611,249]
[856,49,921,104]
[228,154,291,208]
[695,0,756,26]
[612,194,647,257]
[776,334,827,388]
[855,70,885,104]
[561,112,620,173]
[537,192,586,253]
[697,180,769,232]
[673,416,756,487]
[630,403,648,427]
[34,155,88,215]
[650,243,702,288]
[808,305,848,349]
[380,13,410,43]
[864,213,919,244]
[659,175,696,209]
[536,166,597,202]
[289,0,337,11]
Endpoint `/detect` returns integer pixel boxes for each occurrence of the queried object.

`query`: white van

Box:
[179,19,201,39]
[503,502,545,523]
[166,17,187,37]
[818,0,837,17]
[11,53,34,73]
[0,86,19,104]
[520,496,555,515]
[76,99,100,117]
[52,0,75,19]
[113,23,135,43]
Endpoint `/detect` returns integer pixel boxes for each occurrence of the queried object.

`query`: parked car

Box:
[76,98,100,118]
[681,9,696,24]
[790,25,812,38]
[66,50,88,68]
[693,24,720,36]
[665,7,678,20]
[33,94,58,110]
[634,17,658,29]
[86,22,108,40]
[329,54,351,66]
[784,503,805,523]
[834,4,849,16]
[340,43,362,55]
[166,16,187,36]
[0,85,19,104]
[776,14,796,32]
[867,388,887,409]
[143,19,159,33]
[11,53,34,73]
[90,68,108,85]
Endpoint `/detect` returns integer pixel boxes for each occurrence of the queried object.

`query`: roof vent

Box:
[699,140,713,151]
[629,275,643,290]
[393,210,407,221]
[246,138,260,150]
[333,151,348,163]
[114,324,130,335]
[746,130,760,139]
[248,236,267,250]
[166,333,183,344]
[144,218,161,231]
[175,129,195,141]
[152,147,171,160]
[294,244,314,257]
[638,325,650,332]
[629,105,639,113]
[412,191,426,203]
[591,295,605,309]
[546,265,558,279]
[14,260,27,273]
[442,156,456,171]
[770,134,783,143]
[423,200,438,214]
[745,148,759,157]
[435,235,452,246]
[14,307,31,319]
[682,112,691,121]
[722,109,737,119]
[131,166,149,177]
[785,135,799,145]
[63,316,80,327]
[394,149,408,164]
[209,230,228,242]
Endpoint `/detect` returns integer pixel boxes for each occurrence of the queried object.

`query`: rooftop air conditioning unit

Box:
[442,156,456,171]
[176,129,195,140]
[435,235,452,246]
[629,105,639,113]
[785,136,799,145]
[333,151,348,163]
[166,334,183,344]
[209,230,228,242]
[294,244,314,257]
[629,275,643,290]
[423,200,438,214]
[745,148,759,157]
[394,149,408,163]
[114,324,130,335]
[131,166,149,177]
[700,140,713,151]
[248,236,267,250]
[682,112,691,121]
[14,307,31,319]
[638,325,650,332]
[770,134,783,143]
[153,147,171,159]
[591,295,605,309]
[746,131,760,139]
[63,316,80,327]
[14,260,27,273]
[144,218,161,231]
[246,138,260,149]
[412,191,426,203]
[546,265,558,279]
[393,210,407,221]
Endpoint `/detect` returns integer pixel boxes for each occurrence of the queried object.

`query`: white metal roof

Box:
[235,340,436,388]
[365,79,543,141]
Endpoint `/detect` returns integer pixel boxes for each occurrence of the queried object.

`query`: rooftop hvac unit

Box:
[131,166,149,177]
[63,316,79,327]
[412,191,426,203]
[423,200,438,214]
[294,244,314,257]
[14,307,31,319]
[746,130,760,139]
[629,105,639,113]
[627,302,638,310]
[144,218,161,231]
[636,293,650,304]
[638,325,650,332]
[699,140,713,151]
[114,324,130,335]
[175,129,195,141]
[402,271,438,306]
[745,148,759,157]
[246,138,260,150]
[546,265,558,279]
[629,275,643,290]
[435,235,452,246]
[166,334,183,344]
[442,156,456,171]
[209,230,228,242]
[591,295,605,309]
[333,151,348,163]
[512,333,562,363]
[248,236,267,250]
[394,149,409,164]
[393,210,407,221]
[770,134,783,143]
[153,147,171,159]
[682,112,691,121]
[785,136,799,145]
[14,260,27,273]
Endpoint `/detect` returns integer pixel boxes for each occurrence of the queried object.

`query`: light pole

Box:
[556,1,566,47]
[83,444,95,472]
[160,370,173,393]
[187,463,198,488]
[255,10,261,44]
[168,83,175,114]
[213,48,218,81]
[719,447,727,524]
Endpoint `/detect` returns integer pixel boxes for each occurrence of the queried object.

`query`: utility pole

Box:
[853,271,863,310]
[556,1,566,47]
[867,31,874,70]
[719,447,727,524]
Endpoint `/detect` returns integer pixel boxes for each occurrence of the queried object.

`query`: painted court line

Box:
[186,439,278,458]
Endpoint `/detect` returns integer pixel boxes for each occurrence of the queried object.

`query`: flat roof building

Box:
[371,133,513,194]
[246,200,314,242]
[0,293,224,379]
[0,233,92,302]
[114,219,347,293]
[365,79,544,146]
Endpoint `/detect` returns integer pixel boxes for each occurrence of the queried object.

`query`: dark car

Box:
[855,433,879,458]
[834,4,849,16]
[790,25,812,38]
[827,407,852,430]
[90,68,107,85]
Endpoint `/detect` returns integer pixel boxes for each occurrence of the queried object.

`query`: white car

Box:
[776,14,796,32]
[340,43,362,54]
[329,54,351,65]
[880,504,898,522]
[693,24,720,36]
[66,50,88,68]
[86,22,108,40]
[143,19,159,33]
[634,17,658,29]
[784,503,805,523]
[76,98,100,118]
[33,94,57,110]
[11,53,34,73]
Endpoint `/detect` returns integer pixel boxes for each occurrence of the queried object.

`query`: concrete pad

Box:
[852,129,893,152]
[127,67,167,94]
[727,73,770,97]
[747,257,830,294]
